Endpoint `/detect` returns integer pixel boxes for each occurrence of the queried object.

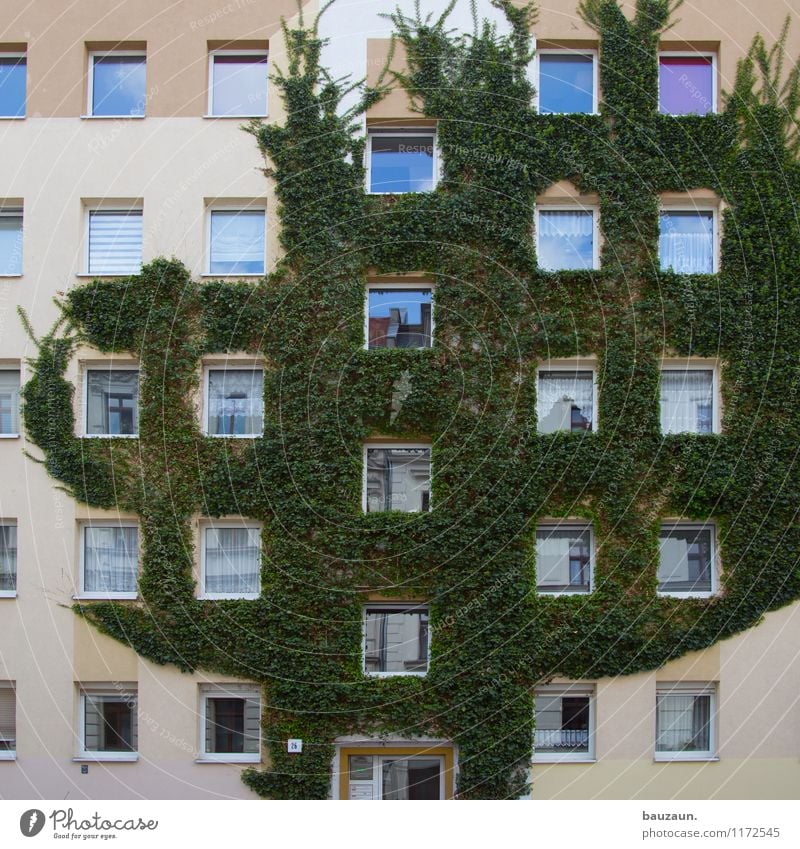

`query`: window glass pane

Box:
[207,369,264,435]
[658,526,713,593]
[656,692,712,752]
[369,134,435,193]
[83,526,138,594]
[86,370,139,435]
[659,56,713,115]
[0,525,17,592]
[382,756,441,799]
[538,210,594,270]
[660,369,713,433]
[0,686,15,751]
[534,692,591,754]
[536,527,591,592]
[659,211,714,274]
[0,56,26,117]
[204,527,260,595]
[0,370,20,434]
[367,289,432,349]
[211,54,267,116]
[539,54,593,114]
[365,447,431,512]
[91,55,146,116]
[364,608,429,673]
[537,370,593,433]
[88,211,143,275]
[0,214,23,275]
[209,211,265,274]
[84,695,136,752]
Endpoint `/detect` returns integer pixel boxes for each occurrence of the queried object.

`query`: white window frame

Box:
[657,51,718,116]
[365,128,440,195]
[206,49,269,118]
[534,49,599,115]
[0,365,21,436]
[0,206,24,277]
[81,363,140,438]
[204,205,267,277]
[362,441,433,513]
[535,520,595,595]
[202,363,264,438]
[85,50,147,119]
[533,683,596,763]
[660,358,721,434]
[659,204,719,274]
[77,521,139,600]
[340,749,447,799]
[199,520,262,600]
[535,204,600,271]
[197,684,261,763]
[82,205,144,277]
[0,52,26,120]
[0,681,15,760]
[536,358,599,434]
[76,685,138,762]
[362,602,431,678]
[657,520,718,599]
[364,281,435,351]
[0,518,17,599]
[654,681,717,761]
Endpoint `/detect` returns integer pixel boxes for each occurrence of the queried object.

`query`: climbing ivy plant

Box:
[21,0,800,799]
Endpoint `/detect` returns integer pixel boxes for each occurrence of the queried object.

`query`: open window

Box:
[534,684,595,762]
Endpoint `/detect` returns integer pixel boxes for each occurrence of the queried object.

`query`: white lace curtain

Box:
[204,527,260,594]
[537,372,594,432]
[660,370,713,433]
[207,369,264,435]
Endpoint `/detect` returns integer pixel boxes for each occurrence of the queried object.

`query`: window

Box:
[201,524,261,599]
[0,369,20,435]
[364,445,431,513]
[87,209,143,275]
[84,368,139,436]
[659,54,715,115]
[199,684,260,762]
[533,684,595,762]
[537,367,595,433]
[0,207,23,275]
[209,51,268,117]
[205,368,263,436]
[0,683,16,759]
[655,683,716,760]
[366,129,437,194]
[658,523,716,597]
[536,523,593,594]
[366,286,433,349]
[0,53,26,117]
[0,521,16,596]
[78,686,137,760]
[207,209,266,275]
[88,52,146,117]
[536,208,597,270]
[659,210,715,274]
[363,605,429,676]
[80,523,138,598]
[537,51,596,114]
[660,365,716,434]
[344,750,448,799]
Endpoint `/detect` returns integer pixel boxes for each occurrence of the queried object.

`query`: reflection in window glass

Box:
[209,210,265,274]
[368,133,435,193]
[656,690,713,754]
[537,370,593,433]
[659,211,714,274]
[364,607,429,674]
[365,447,431,512]
[659,56,713,115]
[347,754,443,800]
[204,527,260,596]
[211,54,267,116]
[85,370,139,435]
[206,369,263,436]
[91,55,146,117]
[536,526,592,593]
[658,525,713,594]
[538,54,594,114]
[0,212,23,275]
[534,689,592,756]
[83,526,138,594]
[660,369,713,433]
[0,56,25,117]
[538,210,595,270]
[367,289,432,349]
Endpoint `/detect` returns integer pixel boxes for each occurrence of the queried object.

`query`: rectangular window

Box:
[346,752,445,799]
[80,524,138,598]
[87,210,143,275]
[659,55,715,115]
[0,208,23,275]
[0,369,20,435]
[205,368,263,436]
[0,683,16,759]
[659,210,715,274]
[660,367,715,434]
[367,129,437,194]
[85,368,139,435]
[364,445,431,513]
[0,521,17,595]
[0,54,26,117]
[534,685,595,762]
[366,287,433,349]
[202,525,261,598]
[537,52,596,114]
[209,51,268,117]
[79,687,137,759]
[200,684,260,761]
[363,605,429,675]
[656,683,716,759]
[658,523,715,597]
[89,53,146,117]
[536,523,592,593]
[537,368,595,433]
[208,209,266,275]
[537,208,597,270]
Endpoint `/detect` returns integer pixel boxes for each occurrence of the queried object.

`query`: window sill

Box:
[200,273,264,279]
[533,757,596,764]
[654,755,719,763]
[199,594,260,601]
[80,434,139,439]
[80,115,146,120]
[203,114,267,120]
[73,754,139,762]
[204,433,262,439]
[364,670,428,678]
[75,273,140,278]
[0,274,23,278]
[657,592,715,600]
[0,592,18,599]
[0,433,20,439]
[195,755,260,764]
[537,110,600,117]
[0,752,17,760]
[537,590,592,596]
[74,593,138,601]
[366,189,437,196]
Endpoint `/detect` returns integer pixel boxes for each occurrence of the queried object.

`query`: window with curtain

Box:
[0,210,23,275]
[85,369,139,435]
[364,606,429,674]
[659,55,714,115]
[88,210,143,275]
[347,754,443,799]
[0,683,15,755]
[537,370,594,433]
[206,368,264,436]
[203,526,261,597]
[90,54,146,117]
[538,53,595,114]
[82,525,138,595]
[534,685,594,760]
[659,210,714,274]
[0,370,20,434]
[367,288,433,349]
[81,690,137,754]
[365,447,431,512]
[201,685,260,758]
[660,368,714,433]
[0,55,26,117]
[210,52,268,116]
[368,131,436,193]
[658,524,714,595]
[536,525,592,593]
[209,210,266,274]
[0,523,17,593]
[656,686,714,757]
[537,209,595,270]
